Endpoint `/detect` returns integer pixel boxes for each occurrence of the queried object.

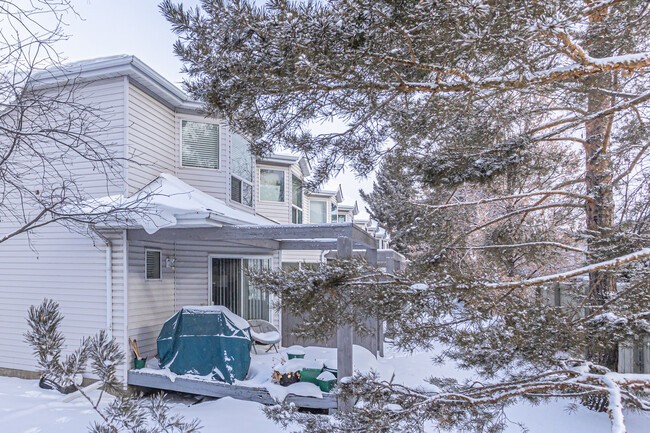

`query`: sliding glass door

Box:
[211,256,271,321]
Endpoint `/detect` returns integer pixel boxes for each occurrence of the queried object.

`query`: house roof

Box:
[307,185,344,203]
[89,173,273,233]
[258,153,311,177]
[31,55,203,114]
[338,201,360,216]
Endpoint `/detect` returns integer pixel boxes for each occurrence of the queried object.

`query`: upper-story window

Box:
[230,133,253,207]
[310,200,327,224]
[260,169,285,202]
[337,214,347,223]
[291,174,303,224]
[331,203,338,223]
[181,120,220,169]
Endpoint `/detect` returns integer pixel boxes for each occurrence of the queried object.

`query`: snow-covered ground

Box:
[1,345,648,433]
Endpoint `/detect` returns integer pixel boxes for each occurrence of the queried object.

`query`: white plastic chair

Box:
[247,319,281,353]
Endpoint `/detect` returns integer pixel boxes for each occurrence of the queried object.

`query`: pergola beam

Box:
[127,222,378,249]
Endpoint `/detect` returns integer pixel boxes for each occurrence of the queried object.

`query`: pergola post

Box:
[336,236,354,412]
[365,248,383,357]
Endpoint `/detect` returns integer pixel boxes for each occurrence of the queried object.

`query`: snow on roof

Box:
[308,184,344,203]
[88,173,273,233]
[258,153,311,177]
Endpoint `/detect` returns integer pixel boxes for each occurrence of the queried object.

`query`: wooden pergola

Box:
[127,222,385,411]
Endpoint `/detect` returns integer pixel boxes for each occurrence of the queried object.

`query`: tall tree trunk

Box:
[584,4,617,370]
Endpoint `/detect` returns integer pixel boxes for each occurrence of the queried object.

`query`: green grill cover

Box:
[157,306,252,383]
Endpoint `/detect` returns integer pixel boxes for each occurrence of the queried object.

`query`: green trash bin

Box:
[317,371,337,392]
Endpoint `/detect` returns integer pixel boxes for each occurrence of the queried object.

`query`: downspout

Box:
[90,225,112,340]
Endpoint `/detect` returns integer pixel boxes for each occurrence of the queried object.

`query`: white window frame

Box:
[259,168,286,203]
[230,132,254,207]
[231,174,254,207]
[309,199,328,224]
[291,174,303,224]
[179,119,221,171]
[145,249,162,281]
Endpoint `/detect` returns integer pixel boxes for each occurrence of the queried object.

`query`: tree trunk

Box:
[584,5,617,370]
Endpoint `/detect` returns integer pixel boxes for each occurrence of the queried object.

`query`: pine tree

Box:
[163,1,650,431]
[25,299,201,433]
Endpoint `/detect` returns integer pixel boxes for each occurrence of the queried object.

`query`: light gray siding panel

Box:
[256,164,290,224]
[0,78,127,376]
[126,83,176,194]
[126,239,278,364]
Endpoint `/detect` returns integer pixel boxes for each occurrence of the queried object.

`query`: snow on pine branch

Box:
[488,248,650,289]
[417,189,592,210]
[312,360,647,433]
[451,241,587,254]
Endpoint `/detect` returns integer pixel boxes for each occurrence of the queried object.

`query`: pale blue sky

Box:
[60,0,374,215]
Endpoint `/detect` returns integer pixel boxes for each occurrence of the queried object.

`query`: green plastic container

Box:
[323,367,337,378]
[299,367,322,384]
[318,378,337,393]
[134,358,147,369]
[287,353,305,360]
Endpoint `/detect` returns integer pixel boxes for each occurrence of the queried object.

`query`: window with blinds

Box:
[310,200,327,224]
[145,249,162,280]
[260,169,285,202]
[181,120,220,169]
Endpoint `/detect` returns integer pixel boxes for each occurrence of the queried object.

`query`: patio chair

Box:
[247,319,281,353]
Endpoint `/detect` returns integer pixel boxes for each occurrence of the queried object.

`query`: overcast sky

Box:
[59,0,374,217]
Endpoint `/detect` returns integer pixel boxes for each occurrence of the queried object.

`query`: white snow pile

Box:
[317,371,336,381]
[182,305,251,331]
[273,358,324,374]
[286,345,306,356]
[80,173,270,233]
[1,344,649,432]
[250,329,281,342]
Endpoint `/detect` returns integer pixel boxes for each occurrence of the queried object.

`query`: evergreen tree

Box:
[163,1,650,431]
[25,299,201,433]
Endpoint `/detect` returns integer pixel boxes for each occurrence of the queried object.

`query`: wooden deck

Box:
[128,369,337,410]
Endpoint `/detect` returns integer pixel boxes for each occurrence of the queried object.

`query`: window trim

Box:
[309,199,328,224]
[179,119,221,171]
[291,206,303,224]
[259,168,286,203]
[231,174,254,207]
[145,249,162,281]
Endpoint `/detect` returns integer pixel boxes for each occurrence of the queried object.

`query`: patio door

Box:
[210,257,271,321]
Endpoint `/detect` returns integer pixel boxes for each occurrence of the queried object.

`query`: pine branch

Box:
[488,248,650,289]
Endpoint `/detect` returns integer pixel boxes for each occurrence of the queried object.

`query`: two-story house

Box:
[0,55,397,383]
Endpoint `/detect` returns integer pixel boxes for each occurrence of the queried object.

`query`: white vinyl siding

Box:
[126,83,176,193]
[0,77,127,378]
[126,240,283,364]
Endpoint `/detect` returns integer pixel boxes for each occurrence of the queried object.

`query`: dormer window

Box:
[230,133,253,207]
[260,169,285,202]
[181,120,219,169]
